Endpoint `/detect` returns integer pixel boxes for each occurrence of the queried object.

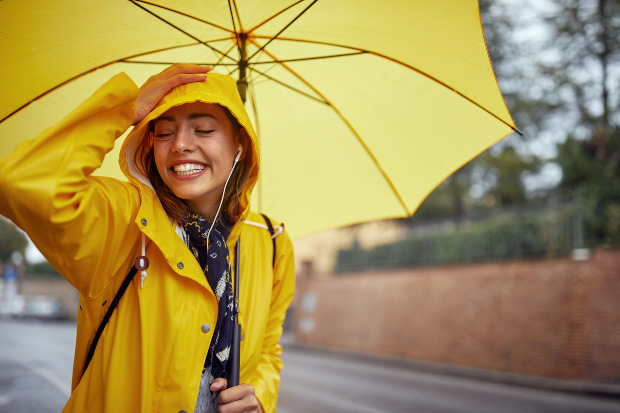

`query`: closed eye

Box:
[196,129,215,135]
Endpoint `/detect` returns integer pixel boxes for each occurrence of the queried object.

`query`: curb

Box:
[281,338,620,398]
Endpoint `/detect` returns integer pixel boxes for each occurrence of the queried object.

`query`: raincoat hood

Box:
[119,73,260,218]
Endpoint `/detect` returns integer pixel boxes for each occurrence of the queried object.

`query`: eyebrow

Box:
[153,113,218,125]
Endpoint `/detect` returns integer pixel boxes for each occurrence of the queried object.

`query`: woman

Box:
[0,64,295,413]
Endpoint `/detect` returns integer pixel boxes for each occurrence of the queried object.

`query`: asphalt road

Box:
[1,319,620,413]
[277,347,620,413]
[0,319,74,412]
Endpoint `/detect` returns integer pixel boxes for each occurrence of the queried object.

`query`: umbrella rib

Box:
[377,53,521,135]
[246,0,305,33]
[2,36,236,122]
[1,42,200,123]
[123,60,237,66]
[228,0,239,34]
[243,37,329,104]
[250,36,520,134]
[2,62,124,123]
[129,0,236,64]
[247,67,328,104]
[254,46,410,214]
[247,0,319,62]
[134,0,233,33]
[227,0,244,66]
[119,42,207,62]
[126,42,240,67]
[250,51,367,65]
[231,0,244,32]
[118,39,240,65]
[127,42,202,55]
[215,43,239,67]
[225,58,326,104]
[125,51,365,66]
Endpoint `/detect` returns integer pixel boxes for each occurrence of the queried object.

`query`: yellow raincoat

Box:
[0,73,295,413]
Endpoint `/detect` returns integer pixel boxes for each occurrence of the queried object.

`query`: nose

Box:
[170,127,196,153]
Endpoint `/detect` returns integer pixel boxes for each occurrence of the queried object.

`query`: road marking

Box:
[281,382,386,413]
[18,361,71,398]
[0,391,14,406]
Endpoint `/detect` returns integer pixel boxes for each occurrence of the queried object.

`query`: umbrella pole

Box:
[236,33,248,104]
[229,238,241,387]
[231,31,247,383]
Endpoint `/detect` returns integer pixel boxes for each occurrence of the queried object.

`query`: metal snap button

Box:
[141,218,147,226]
[177,262,184,270]
[201,324,211,333]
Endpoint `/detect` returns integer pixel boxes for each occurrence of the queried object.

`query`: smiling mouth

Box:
[172,163,206,176]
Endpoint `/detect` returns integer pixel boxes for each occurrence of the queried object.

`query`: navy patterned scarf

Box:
[183,213,234,380]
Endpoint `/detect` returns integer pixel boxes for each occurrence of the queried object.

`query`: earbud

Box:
[234,145,243,163]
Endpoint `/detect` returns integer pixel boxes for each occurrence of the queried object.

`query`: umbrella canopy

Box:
[0,0,518,239]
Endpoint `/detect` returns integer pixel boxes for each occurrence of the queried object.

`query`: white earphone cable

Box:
[206,155,240,253]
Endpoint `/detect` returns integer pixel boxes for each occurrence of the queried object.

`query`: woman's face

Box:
[152,102,239,219]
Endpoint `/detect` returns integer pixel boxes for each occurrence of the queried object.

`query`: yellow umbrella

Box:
[0,0,518,239]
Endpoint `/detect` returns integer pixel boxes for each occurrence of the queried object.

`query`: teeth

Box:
[173,163,205,176]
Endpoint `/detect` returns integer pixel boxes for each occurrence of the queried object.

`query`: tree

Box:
[0,217,28,264]
[409,165,472,222]
[544,0,620,245]
[481,147,539,206]
[29,260,62,278]
[556,126,620,245]
[543,0,620,131]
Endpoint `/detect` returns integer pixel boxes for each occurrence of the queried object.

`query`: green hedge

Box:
[335,208,575,273]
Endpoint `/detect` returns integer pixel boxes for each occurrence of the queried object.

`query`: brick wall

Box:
[584,249,620,380]
[293,248,620,381]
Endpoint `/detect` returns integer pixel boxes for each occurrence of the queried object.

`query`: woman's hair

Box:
[134,104,252,227]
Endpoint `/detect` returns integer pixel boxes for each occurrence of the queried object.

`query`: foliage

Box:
[409,146,541,223]
[481,147,539,206]
[28,260,63,278]
[543,0,620,246]
[336,203,577,273]
[0,217,28,264]
[556,126,620,245]
[543,0,620,129]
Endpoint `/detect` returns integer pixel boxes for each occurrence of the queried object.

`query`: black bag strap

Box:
[83,265,138,375]
[260,213,276,268]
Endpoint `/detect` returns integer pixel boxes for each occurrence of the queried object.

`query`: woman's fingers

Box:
[160,63,211,76]
[142,64,210,88]
[217,384,263,413]
[218,398,261,413]
[209,377,228,392]
[133,64,211,124]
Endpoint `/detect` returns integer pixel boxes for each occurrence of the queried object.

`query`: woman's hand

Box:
[133,63,211,125]
[210,378,264,413]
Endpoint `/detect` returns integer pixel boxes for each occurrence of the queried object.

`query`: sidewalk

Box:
[281,333,620,398]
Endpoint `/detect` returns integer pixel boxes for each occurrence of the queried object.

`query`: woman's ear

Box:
[236,129,250,161]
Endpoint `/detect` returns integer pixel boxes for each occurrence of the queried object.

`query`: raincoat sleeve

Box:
[0,73,141,297]
[250,229,295,413]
